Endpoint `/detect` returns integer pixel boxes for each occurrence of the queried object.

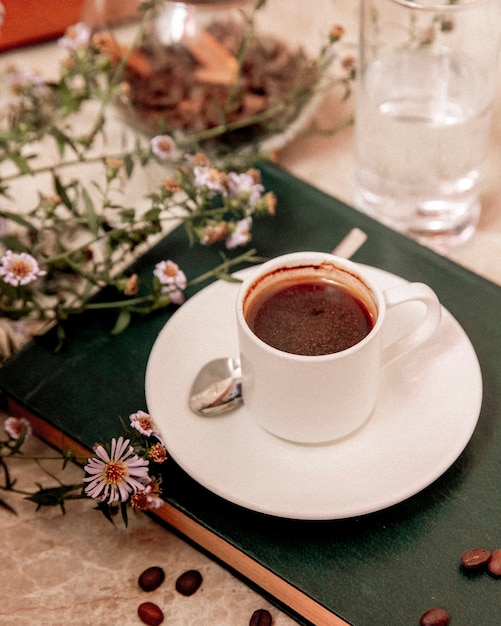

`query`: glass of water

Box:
[354,0,501,251]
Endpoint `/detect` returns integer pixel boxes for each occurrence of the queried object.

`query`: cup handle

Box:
[381,283,442,365]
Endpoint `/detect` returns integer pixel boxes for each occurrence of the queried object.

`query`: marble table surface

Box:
[1,2,501,625]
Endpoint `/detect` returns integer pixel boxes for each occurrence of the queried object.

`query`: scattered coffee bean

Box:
[138,601,164,626]
[461,547,491,571]
[419,607,450,626]
[249,608,273,626]
[175,569,203,596]
[487,549,501,577]
[138,566,165,592]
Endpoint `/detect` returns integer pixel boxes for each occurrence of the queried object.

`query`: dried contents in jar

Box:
[112,20,319,142]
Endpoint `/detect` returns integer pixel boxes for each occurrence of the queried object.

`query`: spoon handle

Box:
[331,228,368,260]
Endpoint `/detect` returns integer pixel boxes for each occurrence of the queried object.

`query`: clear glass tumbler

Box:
[354,0,501,251]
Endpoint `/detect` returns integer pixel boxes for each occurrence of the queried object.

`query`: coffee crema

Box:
[245,278,375,356]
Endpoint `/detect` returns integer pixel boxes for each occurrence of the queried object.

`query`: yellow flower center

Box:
[163,265,178,278]
[130,491,149,511]
[104,460,129,485]
[150,443,168,464]
[11,259,32,278]
[139,416,154,431]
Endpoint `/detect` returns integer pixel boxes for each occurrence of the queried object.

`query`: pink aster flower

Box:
[151,134,180,160]
[0,250,46,287]
[58,22,91,50]
[5,68,49,112]
[165,287,185,305]
[153,260,186,289]
[130,480,163,511]
[83,436,151,504]
[6,68,46,90]
[129,410,160,438]
[193,166,228,194]
[153,260,186,303]
[227,172,264,210]
[4,416,32,441]
[226,218,252,249]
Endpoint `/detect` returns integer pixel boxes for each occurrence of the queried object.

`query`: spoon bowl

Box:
[189,356,242,416]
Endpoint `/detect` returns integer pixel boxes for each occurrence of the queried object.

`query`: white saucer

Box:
[145,266,483,520]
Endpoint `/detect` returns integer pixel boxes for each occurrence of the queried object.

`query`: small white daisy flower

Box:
[129,410,160,438]
[153,260,187,290]
[0,250,46,287]
[151,134,180,160]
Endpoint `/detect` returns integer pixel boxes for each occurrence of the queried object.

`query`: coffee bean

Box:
[419,608,450,626]
[461,547,491,571]
[488,549,501,576]
[249,608,273,626]
[138,602,164,626]
[138,566,165,592]
[175,569,203,596]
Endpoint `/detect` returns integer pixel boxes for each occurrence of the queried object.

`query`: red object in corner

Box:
[0,0,85,51]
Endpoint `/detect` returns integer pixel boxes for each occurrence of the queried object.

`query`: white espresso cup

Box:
[236,252,442,444]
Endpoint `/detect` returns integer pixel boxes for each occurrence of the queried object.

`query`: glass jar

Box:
[83,0,343,149]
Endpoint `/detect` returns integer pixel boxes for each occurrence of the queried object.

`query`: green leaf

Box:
[94,501,118,525]
[25,483,84,513]
[124,154,134,177]
[82,187,99,236]
[215,271,243,283]
[0,497,17,516]
[120,208,136,223]
[143,207,162,222]
[120,501,129,527]
[54,322,66,353]
[8,152,33,175]
[111,309,131,335]
[0,210,36,232]
[53,174,74,210]
[49,127,78,158]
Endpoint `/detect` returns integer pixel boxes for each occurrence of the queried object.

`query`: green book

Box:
[1,162,500,626]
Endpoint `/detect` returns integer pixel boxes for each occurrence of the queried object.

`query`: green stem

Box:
[3,453,88,462]
[0,486,33,496]
[69,249,263,313]
[85,295,154,311]
[187,248,263,285]
[0,458,13,490]
[82,4,158,146]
